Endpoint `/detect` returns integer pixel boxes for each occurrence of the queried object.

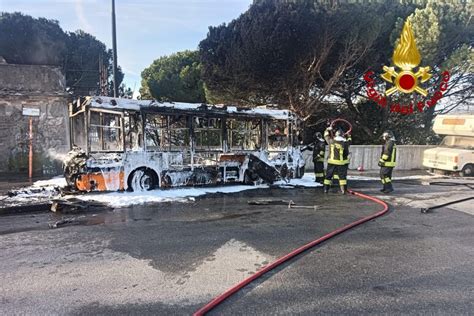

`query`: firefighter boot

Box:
[380,183,387,193]
[323,184,329,193]
[316,177,324,184]
[384,182,394,193]
[340,185,347,194]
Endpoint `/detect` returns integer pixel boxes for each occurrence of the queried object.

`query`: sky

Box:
[0,0,252,96]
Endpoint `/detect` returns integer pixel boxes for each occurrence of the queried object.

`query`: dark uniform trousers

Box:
[310,140,326,183]
[379,139,396,192]
[325,164,346,186]
[380,166,393,185]
[314,160,325,183]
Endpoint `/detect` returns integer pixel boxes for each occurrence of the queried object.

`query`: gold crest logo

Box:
[381,20,432,96]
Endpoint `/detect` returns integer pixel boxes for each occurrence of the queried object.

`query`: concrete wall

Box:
[0,64,66,93]
[303,145,436,171]
[0,63,69,175]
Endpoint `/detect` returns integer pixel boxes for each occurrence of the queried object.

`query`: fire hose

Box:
[330,118,352,136]
[193,190,389,315]
[420,181,474,213]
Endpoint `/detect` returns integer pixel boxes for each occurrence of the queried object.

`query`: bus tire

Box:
[129,168,158,191]
[460,164,473,177]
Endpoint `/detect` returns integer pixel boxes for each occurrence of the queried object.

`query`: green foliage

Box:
[140,50,206,103]
[65,30,123,96]
[0,12,124,97]
[119,84,133,98]
[199,0,472,144]
[0,12,67,65]
[199,1,413,116]
[392,0,473,133]
[200,0,324,107]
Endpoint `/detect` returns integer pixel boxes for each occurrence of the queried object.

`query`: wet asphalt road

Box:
[0,179,473,315]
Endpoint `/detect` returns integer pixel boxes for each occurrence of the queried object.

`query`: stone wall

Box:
[0,64,66,94]
[0,63,69,175]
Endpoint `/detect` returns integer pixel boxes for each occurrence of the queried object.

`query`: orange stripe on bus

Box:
[76,171,124,192]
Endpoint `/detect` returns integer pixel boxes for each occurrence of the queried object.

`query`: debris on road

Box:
[287,200,318,210]
[248,199,295,206]
[49,216,84,229]
[247,199,318,210]
[50,198,106,213]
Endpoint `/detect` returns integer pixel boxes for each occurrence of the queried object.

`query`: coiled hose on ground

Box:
[194,189,389,315]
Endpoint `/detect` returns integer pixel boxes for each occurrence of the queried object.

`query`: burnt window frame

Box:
[87,108,125,153]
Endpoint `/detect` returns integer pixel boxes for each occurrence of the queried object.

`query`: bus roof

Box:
[85,96,296,121]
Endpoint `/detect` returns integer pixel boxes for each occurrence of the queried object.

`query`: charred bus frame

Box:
[66,96,305,191]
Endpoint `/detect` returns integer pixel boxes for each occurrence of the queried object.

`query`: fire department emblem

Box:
[381,20,432,96]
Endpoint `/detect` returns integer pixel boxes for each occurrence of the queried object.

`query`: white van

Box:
[423,114,474,176]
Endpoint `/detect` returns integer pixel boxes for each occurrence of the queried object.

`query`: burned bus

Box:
[65,96,306,191]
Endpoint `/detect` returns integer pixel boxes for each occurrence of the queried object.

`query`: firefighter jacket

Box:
[324,129,350,166]
[312,139,326,163]
[379,139,397,167]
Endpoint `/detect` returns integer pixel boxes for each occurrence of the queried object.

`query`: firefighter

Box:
[302,132,326,183]
[332,132,351,183]
[323,127,349,194]
[379,130,396,193]
[312,132,326,183]
[301,132,325,183]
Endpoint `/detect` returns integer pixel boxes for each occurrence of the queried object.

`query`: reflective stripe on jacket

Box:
[324,129,348,166]
[380,140,396,167]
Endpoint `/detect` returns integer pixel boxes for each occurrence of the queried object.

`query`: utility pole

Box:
[112,0,118,97]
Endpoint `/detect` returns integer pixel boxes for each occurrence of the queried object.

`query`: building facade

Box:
[0,60,70,175]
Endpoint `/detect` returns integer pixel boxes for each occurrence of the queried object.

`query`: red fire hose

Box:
[194,190,389,315]
[330,118,352,136]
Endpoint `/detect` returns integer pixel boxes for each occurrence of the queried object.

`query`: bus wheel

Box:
[129,169,157,191]
[461,164,473,177]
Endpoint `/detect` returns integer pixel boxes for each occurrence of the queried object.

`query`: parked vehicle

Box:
[65,96,305,191]
[423,114,474,176]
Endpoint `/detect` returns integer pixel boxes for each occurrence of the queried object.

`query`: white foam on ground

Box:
[274,173,322,188]
[32,177,67,188]
[73,173,323,208]
[3,173,440,208]
[74,185,265,208]
[0,177,67,208]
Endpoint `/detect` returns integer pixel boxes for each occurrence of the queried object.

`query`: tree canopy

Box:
[65,30,124,97]
[0,12,66,65]
[140,50,206,103]
[197,0,473,143]
[0,12,124,97]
